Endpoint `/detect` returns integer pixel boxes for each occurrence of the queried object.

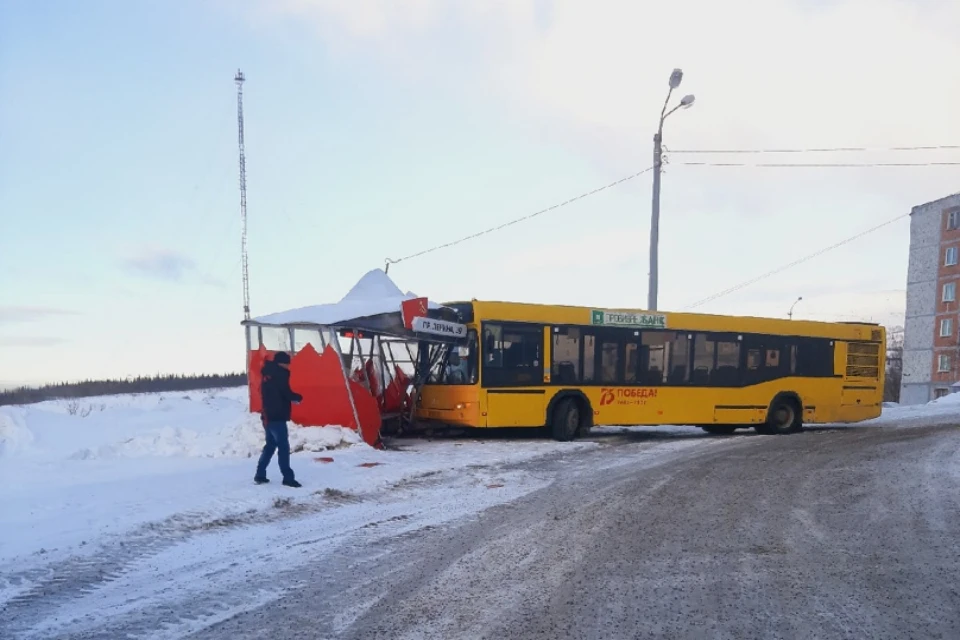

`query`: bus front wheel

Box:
[758,397,802,435]
[551,398,580,442]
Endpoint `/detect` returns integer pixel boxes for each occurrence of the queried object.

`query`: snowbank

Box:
[0,406,32,458]
[0,386,600,566]
[250,268,442,327]
[0,387,361,462]
[866,392,960,427]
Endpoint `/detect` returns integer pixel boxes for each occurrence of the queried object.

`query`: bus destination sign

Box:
[412,316,467,338]
[591,310,667,329]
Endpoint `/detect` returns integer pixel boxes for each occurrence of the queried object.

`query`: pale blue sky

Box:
[2,0,958,385]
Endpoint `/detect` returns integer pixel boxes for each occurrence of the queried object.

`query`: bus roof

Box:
[443,300,884,342]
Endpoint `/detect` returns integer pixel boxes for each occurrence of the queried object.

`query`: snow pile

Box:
[930,391,960,406]
[0,387,362,462]
[251,268,442,327]
[0,406,33,457]
[67,418,362,461]
[865,392,960,427]
[0,385,604,567]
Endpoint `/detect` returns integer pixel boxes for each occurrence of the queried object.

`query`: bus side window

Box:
[583,333,597,383]
[796,338,834,376]
[625,333,640,384]
[744,345,764,386]
[552,327,581,383]
[713,337,740,386]
[667,332,690,385]
[692,333,715,385]
[482,322,543,387]
[743,334,789,384]
[599,330,621,384]
[484,327,502,367]
[640,331,667,385]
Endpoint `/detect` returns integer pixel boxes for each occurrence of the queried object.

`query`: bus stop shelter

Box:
[241,269,467,448]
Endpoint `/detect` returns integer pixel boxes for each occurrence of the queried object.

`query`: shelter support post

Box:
[329,328,364,443]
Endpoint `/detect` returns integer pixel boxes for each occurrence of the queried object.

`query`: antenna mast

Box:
[235,69,251,320]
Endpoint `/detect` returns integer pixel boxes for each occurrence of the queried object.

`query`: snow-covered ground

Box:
[1,387,957,638]
[865,392,960,426]
[1,388,956,565]
[0,387,602,566]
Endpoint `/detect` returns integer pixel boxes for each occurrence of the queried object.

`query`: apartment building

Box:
[902,192,960,405]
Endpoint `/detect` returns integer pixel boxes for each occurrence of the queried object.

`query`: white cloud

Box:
[0,306,78,324]
[254,0,959,153]
[122,248,224,287]
[0,336,66,348]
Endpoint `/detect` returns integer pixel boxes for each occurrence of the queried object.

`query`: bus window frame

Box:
[428,329,479,386]
[481,321,545,388]
[487,318,839,389]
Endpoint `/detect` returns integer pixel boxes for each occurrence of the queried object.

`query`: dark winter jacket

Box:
[260,360,303,422]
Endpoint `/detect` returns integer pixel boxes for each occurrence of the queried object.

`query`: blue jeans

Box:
[255,421,295,482]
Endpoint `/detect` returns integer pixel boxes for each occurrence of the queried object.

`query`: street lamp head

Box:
[669,68,683,89]
[680,94,695,108]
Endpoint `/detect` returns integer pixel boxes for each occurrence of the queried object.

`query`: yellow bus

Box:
[415,300,885,439]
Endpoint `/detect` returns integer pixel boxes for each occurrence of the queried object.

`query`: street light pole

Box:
[649,129,663,312]
[788,296,803,320]
[648,69,695,311]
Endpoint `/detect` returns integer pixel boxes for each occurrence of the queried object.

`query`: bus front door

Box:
[481,322,547,428]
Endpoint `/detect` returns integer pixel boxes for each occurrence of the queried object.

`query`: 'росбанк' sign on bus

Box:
[590,310,667,329]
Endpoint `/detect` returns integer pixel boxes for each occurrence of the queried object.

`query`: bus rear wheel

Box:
[701,425,737,435]
[551,398,580,442]
[759,397,802,435]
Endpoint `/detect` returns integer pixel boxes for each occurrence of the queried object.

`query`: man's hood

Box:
[261,359,290,378]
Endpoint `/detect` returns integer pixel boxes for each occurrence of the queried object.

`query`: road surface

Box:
[4,423,959,639]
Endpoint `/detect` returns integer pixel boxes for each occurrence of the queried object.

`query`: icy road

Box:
[2,417,958,639]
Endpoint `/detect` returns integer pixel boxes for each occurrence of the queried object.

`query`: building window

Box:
[944,282,956,302]
[948,210,960,230]
[941,318,954,337]
[938,354,951,372]
[942,318,954,337]
[947,247,959,266]
[934,388,950,399]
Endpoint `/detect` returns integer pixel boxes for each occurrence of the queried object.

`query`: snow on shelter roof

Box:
[246,269,443,327]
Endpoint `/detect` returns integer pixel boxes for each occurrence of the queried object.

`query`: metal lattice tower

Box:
[235,69,251,320]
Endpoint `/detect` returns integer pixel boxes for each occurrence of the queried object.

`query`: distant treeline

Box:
[0,373,247,407]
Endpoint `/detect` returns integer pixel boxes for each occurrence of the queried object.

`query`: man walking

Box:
[254,352,303,487]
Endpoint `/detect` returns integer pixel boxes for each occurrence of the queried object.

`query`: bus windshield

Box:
[428,330,478,385]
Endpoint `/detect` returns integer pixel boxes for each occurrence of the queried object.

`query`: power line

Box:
[670,144,960,154]
[685,213,909,310]
[384,166,654,270]
[676,161,960,168]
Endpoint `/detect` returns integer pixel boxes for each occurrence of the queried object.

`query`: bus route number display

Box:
[412,316,467,338]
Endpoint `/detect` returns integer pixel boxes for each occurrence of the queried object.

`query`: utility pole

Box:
[648,69,695,311]
[649,131,663,311]
[235,69,251,321]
